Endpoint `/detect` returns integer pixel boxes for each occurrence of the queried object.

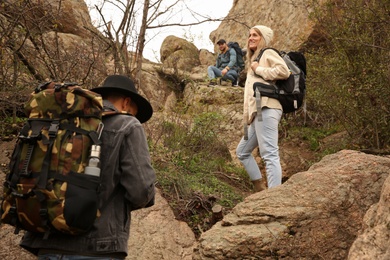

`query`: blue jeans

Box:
[207,66,238,83]
[38,254,123,260]
[236,108,283,188]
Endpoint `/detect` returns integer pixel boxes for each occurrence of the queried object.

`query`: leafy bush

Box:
[307,0,390,149]
[149,111,250,236]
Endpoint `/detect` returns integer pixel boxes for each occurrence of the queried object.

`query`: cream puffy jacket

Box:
[243,48,290,124]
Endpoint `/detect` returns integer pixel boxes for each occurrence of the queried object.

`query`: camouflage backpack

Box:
[0,82,104,237]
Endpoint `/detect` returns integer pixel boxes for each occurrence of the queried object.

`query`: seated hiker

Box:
[207,39,238,86]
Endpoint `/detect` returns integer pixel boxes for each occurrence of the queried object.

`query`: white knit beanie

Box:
[252,25,274,46]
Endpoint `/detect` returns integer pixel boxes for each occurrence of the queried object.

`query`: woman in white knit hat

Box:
[236,25,290,192]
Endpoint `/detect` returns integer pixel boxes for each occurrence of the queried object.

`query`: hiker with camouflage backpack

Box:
[236,25,290,192]
[20,75,156,259]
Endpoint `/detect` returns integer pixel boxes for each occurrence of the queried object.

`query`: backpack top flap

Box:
[25,82,103,120]
[286,51,307,75]
[227,42,243,56]
[23,82,104,176]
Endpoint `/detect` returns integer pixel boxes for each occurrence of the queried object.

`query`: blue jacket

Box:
[20,100,156,258]
[216,47,237,70]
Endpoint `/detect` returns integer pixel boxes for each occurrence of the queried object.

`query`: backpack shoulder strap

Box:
[102,110,133,117]
[98,110,132,212]
[229,47,236,55]
[255,47,281,62]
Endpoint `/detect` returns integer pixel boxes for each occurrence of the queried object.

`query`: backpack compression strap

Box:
[43,121,103,183]
[255,47,281,62]
[37,120,60,189]
[10,119,103,189]
[8,120,52,187]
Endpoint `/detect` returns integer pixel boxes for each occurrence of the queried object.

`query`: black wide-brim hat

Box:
[92,75,153,123]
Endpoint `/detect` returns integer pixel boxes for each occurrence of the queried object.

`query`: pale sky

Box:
[85,0,233,62]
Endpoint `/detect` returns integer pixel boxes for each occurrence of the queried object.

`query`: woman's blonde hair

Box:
[245,27,266,67]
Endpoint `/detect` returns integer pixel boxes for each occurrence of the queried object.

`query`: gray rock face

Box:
[348,168,390,260]
[210,0,316,52]
[127,190,197,260]
[194,150,390,259]
[160,35,200,72]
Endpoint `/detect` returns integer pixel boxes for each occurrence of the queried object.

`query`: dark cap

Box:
[216,39,226,45]
[92,75,153,123]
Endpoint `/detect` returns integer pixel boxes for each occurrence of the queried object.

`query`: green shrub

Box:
[150,111,250,236]
[307,0,390,149]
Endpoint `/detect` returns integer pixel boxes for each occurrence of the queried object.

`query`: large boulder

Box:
[199,49,216,66]
[127,189,197,260]
[5,0,95,37]
[210,0,316,51]
[348,172,390,259]
[160,35,200,72]
[194,150,390,259]
[0,0,107,88]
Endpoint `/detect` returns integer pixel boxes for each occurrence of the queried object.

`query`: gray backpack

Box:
[253,48,306,113]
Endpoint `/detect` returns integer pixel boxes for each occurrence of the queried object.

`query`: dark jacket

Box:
[20,100,156,258]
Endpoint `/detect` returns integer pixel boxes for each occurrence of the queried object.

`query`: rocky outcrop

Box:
[193,150,390,259]
[348,171,390,259]
[210,0,316,52]
[5,0,94,37]
[182,85,243,155]
[127,189,197,260]
[199,49,216,66]
[1,0,108,87]
[160,35,201,71]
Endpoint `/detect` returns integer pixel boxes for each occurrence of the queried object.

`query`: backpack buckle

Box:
[9,206,17,216]
[48,121,59,138]
[34,82,51,93]
[39,208,48,218]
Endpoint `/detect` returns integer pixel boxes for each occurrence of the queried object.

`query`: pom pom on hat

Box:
[252,25,274,46]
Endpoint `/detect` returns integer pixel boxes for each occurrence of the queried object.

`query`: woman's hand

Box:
[251,61,259,72]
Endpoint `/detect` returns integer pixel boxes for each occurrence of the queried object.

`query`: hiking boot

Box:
[252,179,267,192]
[220,79,232,86]
[208,80,217,87]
